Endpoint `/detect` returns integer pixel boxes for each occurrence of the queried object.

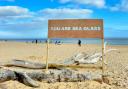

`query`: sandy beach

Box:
[0,41,128,89]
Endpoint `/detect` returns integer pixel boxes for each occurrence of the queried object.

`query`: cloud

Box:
[0,22,47,39]
[58,0,105,8]
[0,6,34,24]
[0,6,32,17]
[59,0,70,3]
[0,6,45,38]
[109,5,119,11]
[0,6,93,38]
[39,8,93,19]
[0,6,93,24]
[120,0,128,11]
[109,0,128,12]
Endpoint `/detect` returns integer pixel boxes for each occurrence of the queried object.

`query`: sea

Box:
[0,38,128,45]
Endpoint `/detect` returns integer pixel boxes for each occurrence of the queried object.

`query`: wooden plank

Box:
[48,64,103,69]
[48,19,103,38]
[48,30,103,38]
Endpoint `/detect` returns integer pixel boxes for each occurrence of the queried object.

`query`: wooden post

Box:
[46,39,49,71]
[102,38,105,78]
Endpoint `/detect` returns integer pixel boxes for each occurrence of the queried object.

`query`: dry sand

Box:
[0,41,128,89]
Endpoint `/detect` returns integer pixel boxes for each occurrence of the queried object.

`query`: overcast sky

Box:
[0,0,128,39]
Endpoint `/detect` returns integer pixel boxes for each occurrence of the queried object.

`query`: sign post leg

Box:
[46,39,49,72]
[102,38,105,80]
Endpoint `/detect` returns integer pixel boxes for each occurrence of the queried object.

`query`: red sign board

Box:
[48,19,103,38]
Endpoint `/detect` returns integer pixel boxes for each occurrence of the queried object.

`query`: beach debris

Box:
[0,59,102,69]
[14,71,39,87]
[63,42,119,64]
[0,59,46,69]
[0,69,39,88]
[0,69,16,83]
[0,68,102,87]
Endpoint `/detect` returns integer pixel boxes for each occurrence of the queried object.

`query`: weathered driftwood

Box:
[63,42,119,64]
[0,69,102,87]
[72,49,118,64]
[0,59,46,69]
[0,59,102,70]
[0,69,39,87]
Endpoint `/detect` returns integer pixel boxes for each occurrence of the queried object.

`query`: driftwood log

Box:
[63,49,119,65]
[62,42,119,65]
[0,59,103,88]
[0,68,102,88]
[0,69,39,87]
[0,59,46,69]
[0,59,102,69]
